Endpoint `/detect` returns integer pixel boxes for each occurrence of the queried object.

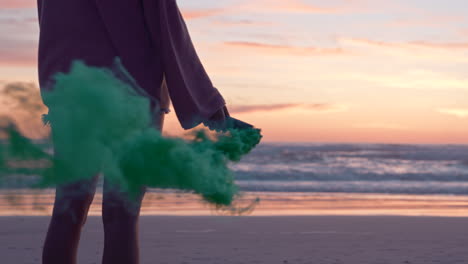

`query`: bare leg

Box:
[102,110,165,264]
[42,175,99,264]
[101,180,146,264]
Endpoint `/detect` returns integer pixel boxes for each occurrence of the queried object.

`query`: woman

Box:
[37,0,232,263]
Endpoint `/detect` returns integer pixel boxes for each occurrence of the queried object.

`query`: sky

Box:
[1,0,468,144]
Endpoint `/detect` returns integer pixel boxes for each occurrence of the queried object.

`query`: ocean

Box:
[2,143,468,216]
[231,143,468,195]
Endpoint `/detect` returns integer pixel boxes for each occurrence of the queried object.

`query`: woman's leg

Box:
[42,175,99,264]
[102,109,165,264]
[101,180,146,264]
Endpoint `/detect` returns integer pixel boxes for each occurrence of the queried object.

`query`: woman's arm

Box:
[36,0,42,24]
[142,0,227,129]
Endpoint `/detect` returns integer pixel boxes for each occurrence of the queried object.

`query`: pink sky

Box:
[1,0,468,143]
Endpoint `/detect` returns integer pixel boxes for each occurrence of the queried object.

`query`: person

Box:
[37,1,238,263]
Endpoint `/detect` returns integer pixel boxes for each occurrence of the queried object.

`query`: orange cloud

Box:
[213,19,275,27]
[410,41,468,50]
[339,70,468,91]
[437,108,468,118]
[353,122,409,131]
[267,1,343,14]
[181,8,224,20]
[343,38,468,51]
[0,0,35,8]
[224,41,347,56]
[229,103,347,114]
[340,37,468,63]
[0,39,37,67]
[242,0,352,14]
[387,14,465,28]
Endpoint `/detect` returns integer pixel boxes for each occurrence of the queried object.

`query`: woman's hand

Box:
[204,106,254,131]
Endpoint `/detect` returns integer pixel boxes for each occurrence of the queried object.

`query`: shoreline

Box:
[1,190,468,217]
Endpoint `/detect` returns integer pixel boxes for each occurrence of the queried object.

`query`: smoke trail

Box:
[0,60,262,206]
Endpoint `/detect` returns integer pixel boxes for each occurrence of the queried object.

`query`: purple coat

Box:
[37,0,226,129]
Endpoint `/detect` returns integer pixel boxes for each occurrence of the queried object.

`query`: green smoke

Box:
[0,61,262,206]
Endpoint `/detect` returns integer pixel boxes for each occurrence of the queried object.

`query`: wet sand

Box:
[2,191,468,217]
[1,215,468,264]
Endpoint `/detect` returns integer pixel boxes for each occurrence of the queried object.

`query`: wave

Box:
[241,144,468,164]
[236,180,468,195]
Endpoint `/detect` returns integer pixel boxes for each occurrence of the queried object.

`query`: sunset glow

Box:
[1,0,468,143]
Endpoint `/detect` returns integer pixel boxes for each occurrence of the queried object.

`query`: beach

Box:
[2,142,468,263]
[2,0,468,262]
[1,191,468,264]
[1,215,467,264]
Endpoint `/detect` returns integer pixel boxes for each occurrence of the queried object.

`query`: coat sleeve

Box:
[36,0,42,24]
[142,0,226,129]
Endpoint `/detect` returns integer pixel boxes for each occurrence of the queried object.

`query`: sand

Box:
[1,215,467,264]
